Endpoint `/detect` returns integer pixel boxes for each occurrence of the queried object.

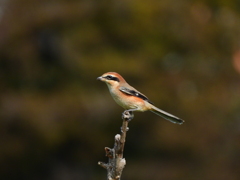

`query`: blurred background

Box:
[0,0,240,179]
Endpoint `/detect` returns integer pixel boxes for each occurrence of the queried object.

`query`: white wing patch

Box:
[119,87,154,104]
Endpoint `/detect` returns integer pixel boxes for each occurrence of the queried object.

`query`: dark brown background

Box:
[0,0,240,179]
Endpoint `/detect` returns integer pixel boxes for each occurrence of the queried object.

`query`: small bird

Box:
[97,72,184,125]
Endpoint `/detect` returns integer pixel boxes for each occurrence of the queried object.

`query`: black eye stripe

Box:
[104,75,120,82]
[111,77,120,82]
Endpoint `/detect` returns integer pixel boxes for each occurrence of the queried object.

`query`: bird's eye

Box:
[104,75,120,82]
[106,75,113,80]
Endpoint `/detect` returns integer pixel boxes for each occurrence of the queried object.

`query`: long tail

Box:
[150,105,184,125]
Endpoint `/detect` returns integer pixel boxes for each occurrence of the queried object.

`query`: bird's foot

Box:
[122,111,134,122]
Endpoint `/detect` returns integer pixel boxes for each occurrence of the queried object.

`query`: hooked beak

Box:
[97,76,103,81]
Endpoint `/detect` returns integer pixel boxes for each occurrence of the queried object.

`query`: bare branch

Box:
[98,111,133,180]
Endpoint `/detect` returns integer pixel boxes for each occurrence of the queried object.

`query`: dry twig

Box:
[98,111,133,180]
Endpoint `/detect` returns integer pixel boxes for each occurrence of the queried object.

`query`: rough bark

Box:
[98,111,133,180]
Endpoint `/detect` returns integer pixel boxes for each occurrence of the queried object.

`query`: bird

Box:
[97,72,184,125]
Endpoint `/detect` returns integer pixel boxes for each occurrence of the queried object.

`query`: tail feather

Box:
[150,106,184,125]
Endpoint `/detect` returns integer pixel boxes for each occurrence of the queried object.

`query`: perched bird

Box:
[97,72,184,125]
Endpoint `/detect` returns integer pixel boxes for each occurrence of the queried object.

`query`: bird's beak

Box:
[97,76,103,81]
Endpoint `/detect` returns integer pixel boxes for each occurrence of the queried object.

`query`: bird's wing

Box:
[119,86,154,104]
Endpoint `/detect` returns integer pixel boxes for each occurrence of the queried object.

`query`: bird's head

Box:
[97,72,126,87]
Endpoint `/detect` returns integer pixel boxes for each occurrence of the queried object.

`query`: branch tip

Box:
[98,161,108,169]
[105,147,114,158]
[99,110,132,179]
